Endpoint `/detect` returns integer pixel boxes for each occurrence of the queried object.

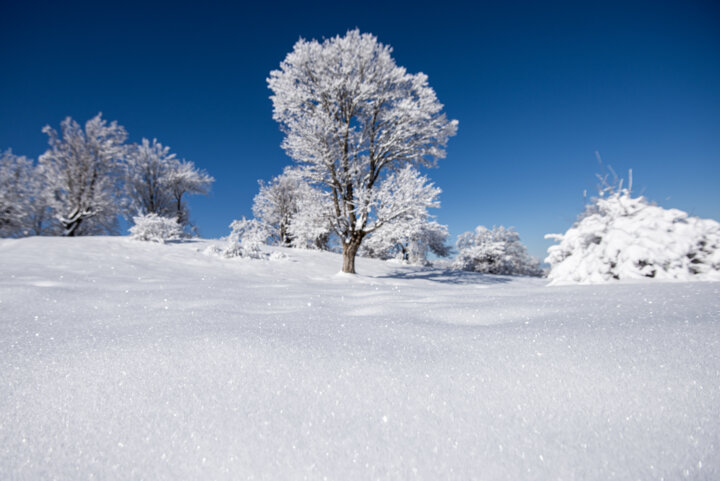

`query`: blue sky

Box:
[1,0,718,259]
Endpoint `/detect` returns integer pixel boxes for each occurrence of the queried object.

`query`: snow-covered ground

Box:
[1,237,718,480]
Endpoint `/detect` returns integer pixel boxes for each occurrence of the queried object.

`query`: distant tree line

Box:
[0,113,213,237]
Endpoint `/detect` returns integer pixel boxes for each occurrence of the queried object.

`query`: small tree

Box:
[253,167,333,250]
[287,185,333,250]
[39,113,128,236]
[164,159,214,228]
[125,138,177,218]
[224,218,269,259]
[252,167,305,246]
[268,29,457,273]
[453,225,543,276]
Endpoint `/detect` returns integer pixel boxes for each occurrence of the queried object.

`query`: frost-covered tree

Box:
[252,167,305,246]
[453,225,543,276]
[126,139,213,231]
[129,213,182,243]
[164,159,214,227]
[287,185,333,250]
[363,218,450,265]
[268,29,458,273]
[545,187,720,284]
[360,169,450,265]
[0,150,34,237]
[1,150,57,237]
[38,113,128,236]
[24,162,58,236]
[253,167,333,249]
[224,217,270,259]
[125,138,176,218]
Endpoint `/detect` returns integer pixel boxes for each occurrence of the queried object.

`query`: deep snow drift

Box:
[1,237,719,480]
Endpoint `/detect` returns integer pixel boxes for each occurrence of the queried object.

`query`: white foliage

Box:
[38,113,128,236]
[126,138,213,230]
[224,218,270,259]
[125,138,177,218]
[545,190,720,284]
[361,168,450,264]
[369,166,442,231]
[363,219,450,265]
[128,213,183,243]
[454,225,543,276]
[163,159,214,228]
[288,184,334,250]
[1,150,35,237]
[252,167,330,248]
[268,29,457,272]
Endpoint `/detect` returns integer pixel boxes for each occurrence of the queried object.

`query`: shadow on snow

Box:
[376,268,514,285]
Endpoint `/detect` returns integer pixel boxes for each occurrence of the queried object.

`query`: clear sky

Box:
[1,0,718,259]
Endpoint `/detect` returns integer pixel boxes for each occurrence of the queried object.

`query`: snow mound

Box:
[546,191,720,285]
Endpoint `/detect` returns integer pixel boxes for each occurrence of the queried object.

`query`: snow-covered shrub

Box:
[269,251,289,261]
[224,218,269,259]
[453,225,543,276]
[545,190,720,284]
[129,213,183,242]
[362,219,451,265]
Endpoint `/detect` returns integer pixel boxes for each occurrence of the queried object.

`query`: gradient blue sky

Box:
[1,0,718,259]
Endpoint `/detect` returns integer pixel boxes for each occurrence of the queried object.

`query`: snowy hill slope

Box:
[1,237,719,480]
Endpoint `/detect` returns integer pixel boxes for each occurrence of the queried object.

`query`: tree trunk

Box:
[342,238,362,274]
[63,218,81,237]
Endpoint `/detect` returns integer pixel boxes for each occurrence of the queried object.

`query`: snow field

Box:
[1,237,719,480]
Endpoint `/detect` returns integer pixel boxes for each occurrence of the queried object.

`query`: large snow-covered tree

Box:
[453,225,543,276]
[39,113,128,236]
[268,29,457,273]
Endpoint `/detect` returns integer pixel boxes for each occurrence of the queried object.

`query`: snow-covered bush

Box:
[224,218,269,259]
[453,225,543,276]
[129,213,183,242]
[545,190,720,284]
[362,219,450,265]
